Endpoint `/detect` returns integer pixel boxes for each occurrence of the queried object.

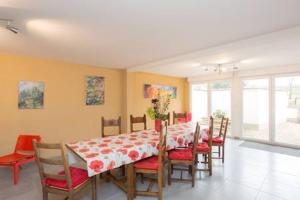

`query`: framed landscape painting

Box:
[86,76,105,105]
[18,81,44,109]
[144,84,177,99]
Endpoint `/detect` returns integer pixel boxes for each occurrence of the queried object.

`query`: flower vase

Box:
[155,119,162,132]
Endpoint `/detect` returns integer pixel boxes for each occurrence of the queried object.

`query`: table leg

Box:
[126,163,134,200]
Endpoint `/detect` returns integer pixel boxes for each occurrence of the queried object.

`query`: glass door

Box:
[211,81,232,136]
[275,76,300,146]
[191,84,208,124]
[242,79,269,141]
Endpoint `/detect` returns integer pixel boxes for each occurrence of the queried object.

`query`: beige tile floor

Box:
[1,139,300,200]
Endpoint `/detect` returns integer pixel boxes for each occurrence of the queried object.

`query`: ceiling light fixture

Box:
[214,64,226,74]
[0,19,19,34]
[200,63,238,74]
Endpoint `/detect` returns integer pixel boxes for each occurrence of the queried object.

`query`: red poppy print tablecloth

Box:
[67,122,206,177]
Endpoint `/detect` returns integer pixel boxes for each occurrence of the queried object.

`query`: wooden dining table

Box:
[66,122,206,200]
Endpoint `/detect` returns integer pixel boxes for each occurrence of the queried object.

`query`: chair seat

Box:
[203,136,224,144]
[45,167,89,190]
[0,153,31,164]
[134,156,159,170]
[169,148,193,161]
[196,142,210,153]
[177,118,186,124]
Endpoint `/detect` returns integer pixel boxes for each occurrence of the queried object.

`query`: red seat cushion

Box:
[45,167,89,190]
[134,156,159,170]
[196,143,210,153]
[0,153,31,164]
[168,148,193,161]
[203,136,224,144]
[177,118,186,123]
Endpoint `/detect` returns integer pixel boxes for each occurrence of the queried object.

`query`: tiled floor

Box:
[1,139,300,200]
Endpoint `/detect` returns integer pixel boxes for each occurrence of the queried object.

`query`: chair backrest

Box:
[186,112,192,122]
[191,123,200,159]
[207,116,214,148]
[101,116,121,137]
[32,142,72,189]
[173,111,187,124]
[130,114,147,132]
[15,135,42,155]
[158,121,168,169]
[219,117,229,140]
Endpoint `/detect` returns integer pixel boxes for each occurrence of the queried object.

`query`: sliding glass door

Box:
[211,81,231,136]
[191,81,231,135]
[242,79,269,141]
[275,76,300,146]
[191,84,208,123]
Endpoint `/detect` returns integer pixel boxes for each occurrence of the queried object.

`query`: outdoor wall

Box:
[0,54,188,154]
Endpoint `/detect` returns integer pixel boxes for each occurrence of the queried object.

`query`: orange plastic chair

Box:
[0,135,41,185]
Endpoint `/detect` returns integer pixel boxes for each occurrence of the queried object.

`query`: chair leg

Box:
[191,164,195,187]
[92,177,97,200]
[140,173,144,184]
[42,188,48,200]
[133,170,137,198]
[188,165,192,175]
[158,170,163,200]
[208,152,212,176]
[218,146,221,158]
[121,165,126,177]
[222,145,225,163]
[105,171,111,182]
[171,164,174,174]
[162,165,165,187]
[168,161,171,186]
[13,164,20,185]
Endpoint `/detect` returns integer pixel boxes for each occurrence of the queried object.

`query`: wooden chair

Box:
[101,116,121,137]
[0,135,41,184]
[203,116,229,163]
[195,116,213,176]
[172,111,187,124]
[101,116,124,177]
[130,114,147,132]
[133,121,167,200]
[167,123,200,187]
[32,142,97,200]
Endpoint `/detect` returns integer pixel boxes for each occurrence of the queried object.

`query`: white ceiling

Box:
[1,0,300,77]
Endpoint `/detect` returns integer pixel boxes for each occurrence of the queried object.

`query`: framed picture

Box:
[144,84,177,99]
[86,76,105,105]
[18,81,44,109]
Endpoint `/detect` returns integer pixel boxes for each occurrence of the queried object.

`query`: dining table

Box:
[66,122,207,200]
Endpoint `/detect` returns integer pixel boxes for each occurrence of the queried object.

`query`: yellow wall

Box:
[0,54,188,154]
[125,72,188,131]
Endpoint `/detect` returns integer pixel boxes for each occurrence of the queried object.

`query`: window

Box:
[192,81,231,135]
[211,81,231,135]
[242,79,269,141]
[275,76,300,146]
[191,84,208,123]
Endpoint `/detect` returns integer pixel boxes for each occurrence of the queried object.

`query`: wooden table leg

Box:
[126,163,134,200]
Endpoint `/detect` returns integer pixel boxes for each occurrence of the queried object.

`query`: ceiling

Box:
[1,0,300,77]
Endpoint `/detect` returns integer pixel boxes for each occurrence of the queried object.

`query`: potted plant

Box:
[146,93,171,132]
